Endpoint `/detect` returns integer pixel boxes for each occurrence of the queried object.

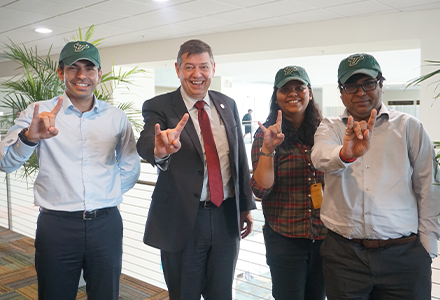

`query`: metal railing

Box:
[1,159,440,299]
[0,162,271,299]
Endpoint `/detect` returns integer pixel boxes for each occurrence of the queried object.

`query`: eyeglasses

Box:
[341,80,380,94]
[278,85,307,94]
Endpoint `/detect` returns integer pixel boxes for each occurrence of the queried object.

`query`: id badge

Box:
[310,183,323,209]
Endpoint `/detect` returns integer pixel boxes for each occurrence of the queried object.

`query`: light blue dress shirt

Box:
[0,93,141,211]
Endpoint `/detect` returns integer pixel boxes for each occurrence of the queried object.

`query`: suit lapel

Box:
[210,91,237,167]
[171,88,204,160]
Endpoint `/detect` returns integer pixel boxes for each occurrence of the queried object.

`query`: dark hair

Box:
[177,39,214,67]
[338,73,386,93]
[262,85,322,147]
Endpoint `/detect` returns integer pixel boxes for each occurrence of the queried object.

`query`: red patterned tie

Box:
[194,101,224,207]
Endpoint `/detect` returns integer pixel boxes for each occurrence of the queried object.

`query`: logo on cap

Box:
[284,66,298,75]
[74,42,90,53]
[348,54,364,67]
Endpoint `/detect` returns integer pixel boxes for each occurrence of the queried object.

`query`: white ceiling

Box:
[1,0,438,89]
[1,0,440,56]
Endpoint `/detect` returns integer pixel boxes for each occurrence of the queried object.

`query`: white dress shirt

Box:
[311,104,440,256]
[180,88,233,201]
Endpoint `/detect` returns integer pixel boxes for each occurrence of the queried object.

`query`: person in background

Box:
[242,108,253,139]
[312,53,440,299]
[0,41,140,299]
[136,39,255,300]
[251,66,326,300]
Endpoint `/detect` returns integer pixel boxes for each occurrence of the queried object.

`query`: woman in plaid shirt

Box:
[250,66,326,300]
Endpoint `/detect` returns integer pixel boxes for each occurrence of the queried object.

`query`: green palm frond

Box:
[67,25,103,46]
[407,60,440,104]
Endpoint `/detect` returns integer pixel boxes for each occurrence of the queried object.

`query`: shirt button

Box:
[365,165,369,169]
[365,212,370,215]
[304,149,308,152]
[308,209,312,212]
[86,180,89,183]
[85,159,88,162]
[366,187,370,191]
[308,194,311,197]
[308,178,311,181]
[84,138,88,141]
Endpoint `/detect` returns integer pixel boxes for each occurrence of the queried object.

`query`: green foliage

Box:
[435,142,440,186]
[0,41,64,127]
[0,25,146,179]
[66,24,104,46]
[407,60,440,105]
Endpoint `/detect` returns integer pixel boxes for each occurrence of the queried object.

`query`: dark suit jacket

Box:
[137,88,256,252]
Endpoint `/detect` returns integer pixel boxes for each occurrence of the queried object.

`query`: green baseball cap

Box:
[59,41,101,68]
[274,66,311,88]
[338,53,381,83]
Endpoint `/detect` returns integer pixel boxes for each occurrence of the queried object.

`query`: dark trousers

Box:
[263,222,325,300]
[321,230,432,300]
[161,198,239,300]
[35,207,123,300]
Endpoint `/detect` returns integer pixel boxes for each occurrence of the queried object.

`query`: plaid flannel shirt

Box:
[251,130,327,239]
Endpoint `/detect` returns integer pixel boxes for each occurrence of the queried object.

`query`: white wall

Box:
[0,9,439,139]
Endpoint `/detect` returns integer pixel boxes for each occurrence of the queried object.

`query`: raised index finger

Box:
[51,97,63,115]
[346,116,354,131]
[32,102,40,120]
[367,109,377,131]
[276,110,282,128]
[174,113,189,135]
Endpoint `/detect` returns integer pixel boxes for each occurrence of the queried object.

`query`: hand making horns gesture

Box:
[340,109,377,159]
[258,110,285,154]
[154,113,189,158]
[26,97,64,143]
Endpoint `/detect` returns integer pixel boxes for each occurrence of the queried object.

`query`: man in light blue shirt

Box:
[0,41,140,300]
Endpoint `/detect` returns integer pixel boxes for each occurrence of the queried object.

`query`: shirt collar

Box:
[61,92,100,113]
[342,102,389,120]
[180,87,211,111]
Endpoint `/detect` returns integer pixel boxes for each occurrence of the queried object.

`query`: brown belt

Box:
[350,234,417,249]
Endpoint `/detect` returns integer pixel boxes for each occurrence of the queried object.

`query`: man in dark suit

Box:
[136,39,256,300]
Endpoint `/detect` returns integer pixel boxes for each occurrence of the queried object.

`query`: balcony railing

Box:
[1,159,440,299]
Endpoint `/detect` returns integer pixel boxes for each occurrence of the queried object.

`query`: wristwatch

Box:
[18,128,39,146]
[259,147,275,157]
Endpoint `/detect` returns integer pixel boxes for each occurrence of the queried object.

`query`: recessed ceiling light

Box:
[35,28,52,33]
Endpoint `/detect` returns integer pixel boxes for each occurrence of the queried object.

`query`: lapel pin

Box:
[220,104,225,109]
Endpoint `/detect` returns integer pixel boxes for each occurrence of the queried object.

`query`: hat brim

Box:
[276,77,309,88]
[62,57,100,68]
[339,69,378,84]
